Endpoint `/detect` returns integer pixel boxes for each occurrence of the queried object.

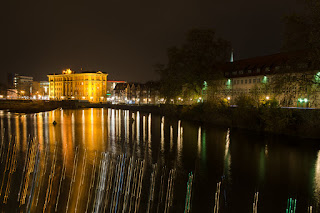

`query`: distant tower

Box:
[230,50,234,62]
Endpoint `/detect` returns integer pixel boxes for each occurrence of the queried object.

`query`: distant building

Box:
[13,74,33,97]
[32,81,40,98]
[107,80,126,101]
[39,81,49,99]
[30,81,49,100]
[113,82,160,104]
[212,51,320,107]
[6,89,18,99]
[47,69,108,102]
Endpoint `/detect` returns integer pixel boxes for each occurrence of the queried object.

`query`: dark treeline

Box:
[155,28,232,103]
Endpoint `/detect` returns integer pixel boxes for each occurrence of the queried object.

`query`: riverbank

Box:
[0,99,103,113]
[1,100,319,138]
[104,103,320,139]
[0,100,62,113]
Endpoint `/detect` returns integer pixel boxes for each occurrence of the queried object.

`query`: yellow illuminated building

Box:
[48,69,108,102]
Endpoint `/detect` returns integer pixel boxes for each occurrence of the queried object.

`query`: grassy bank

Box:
[105,103,320,139]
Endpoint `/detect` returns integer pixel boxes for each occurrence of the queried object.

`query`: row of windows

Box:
[219,87,311,94]
[53,91,103,96]
[50,76,107,81]
[51,82,105,86]
[50,86,103,91]
[232,78,266,85]
[219,88,269,93]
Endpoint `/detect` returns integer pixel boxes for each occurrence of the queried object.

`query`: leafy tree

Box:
[269,1,320,107]
[234,94,256,108]
[157,29,231,102]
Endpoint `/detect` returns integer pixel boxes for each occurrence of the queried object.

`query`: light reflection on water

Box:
[0,108,319,212]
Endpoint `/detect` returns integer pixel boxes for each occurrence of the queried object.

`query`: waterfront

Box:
[0,108,319,212]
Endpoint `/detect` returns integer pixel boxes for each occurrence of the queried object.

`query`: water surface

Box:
[0,108,319,212]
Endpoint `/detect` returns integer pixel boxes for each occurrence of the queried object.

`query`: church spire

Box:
[230,49,234,62]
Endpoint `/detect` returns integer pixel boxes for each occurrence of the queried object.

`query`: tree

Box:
[270,1,320,107]
[157,29,231,102]
[283,0,320,67]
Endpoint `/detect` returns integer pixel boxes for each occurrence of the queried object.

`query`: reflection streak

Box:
[161,117,164,152]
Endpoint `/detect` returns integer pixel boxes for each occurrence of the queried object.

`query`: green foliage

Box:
[234,94,256,108]
[263,98,280,108]
[260,108,295,133]
[157,29,231,101]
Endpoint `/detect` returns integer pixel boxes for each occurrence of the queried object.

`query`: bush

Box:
[235,94,256,108]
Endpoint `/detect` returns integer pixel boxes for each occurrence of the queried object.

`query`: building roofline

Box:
[47,72,108,76]
[107,80,126,83]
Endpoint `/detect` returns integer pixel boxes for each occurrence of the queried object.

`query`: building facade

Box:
[13,74,33,97]
[106,80,126,101]
[48,69,108,102]
[39,81,50,99]
[210,51,320,108]
[113,82,160,104]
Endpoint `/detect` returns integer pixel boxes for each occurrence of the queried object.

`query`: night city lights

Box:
[1,0,320,212]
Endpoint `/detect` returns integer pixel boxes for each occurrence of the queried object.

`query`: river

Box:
[0,108,319,212]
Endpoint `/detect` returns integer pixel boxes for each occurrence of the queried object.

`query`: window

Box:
[253,79,256,83]
[245,79,247,84]
[249,79,251,84]
[241,80,243,84]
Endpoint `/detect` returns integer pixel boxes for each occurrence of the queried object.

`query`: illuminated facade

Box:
[13,74,33,97]
[48,69,108,102]
[113,82,160,104]
[212,51,320,107]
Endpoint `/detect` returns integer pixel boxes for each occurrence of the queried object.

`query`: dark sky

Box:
[2,0,301,84]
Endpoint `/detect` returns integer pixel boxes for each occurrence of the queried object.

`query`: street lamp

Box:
[20,90,25,99]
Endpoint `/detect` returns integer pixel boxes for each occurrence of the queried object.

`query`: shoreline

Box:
[1,100,319,139]
[102,103,320,139]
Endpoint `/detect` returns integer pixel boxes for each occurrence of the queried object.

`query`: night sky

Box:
[2,0,300,84]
